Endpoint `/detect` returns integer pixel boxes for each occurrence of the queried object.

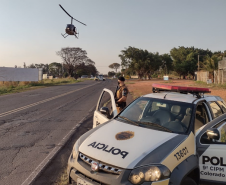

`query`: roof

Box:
[143,92,221,104]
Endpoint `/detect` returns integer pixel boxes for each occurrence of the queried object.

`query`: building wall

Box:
[196,71,209,82]
[0,67,42,81]
[215,59,226,84]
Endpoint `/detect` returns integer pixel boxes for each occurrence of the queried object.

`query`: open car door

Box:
[93,88,117,128]
[196,113,226,184]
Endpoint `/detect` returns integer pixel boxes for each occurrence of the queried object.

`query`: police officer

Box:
[115,76,128,113]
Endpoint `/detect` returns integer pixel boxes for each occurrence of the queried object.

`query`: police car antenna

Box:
[164,93,168,99]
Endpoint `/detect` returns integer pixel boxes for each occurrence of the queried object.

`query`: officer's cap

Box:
[118,76,125,81]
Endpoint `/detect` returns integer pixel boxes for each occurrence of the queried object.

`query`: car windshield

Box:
[117,97,193,134]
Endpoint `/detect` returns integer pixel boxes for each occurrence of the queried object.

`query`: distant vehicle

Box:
[81,75,88,78]
[94,75,105,81]
[59,4,86,39]
[99,75,106,81]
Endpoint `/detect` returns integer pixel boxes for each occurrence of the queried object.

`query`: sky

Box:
[0,0,226,74]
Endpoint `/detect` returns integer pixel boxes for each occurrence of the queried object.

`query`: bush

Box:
[151,73,158,78]
[125,75,130,79]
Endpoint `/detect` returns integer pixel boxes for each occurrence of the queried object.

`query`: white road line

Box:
[0,82,99,118]
[21,106,96,185]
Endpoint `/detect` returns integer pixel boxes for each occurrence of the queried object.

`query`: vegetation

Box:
[0,78,84,95]
[194,81,226,89]
[118,46,172,79]
[22,47,98,79]
[118,46,226,80]
[108,63,120,72]
[56,47,98,78]
[108,71,116,77]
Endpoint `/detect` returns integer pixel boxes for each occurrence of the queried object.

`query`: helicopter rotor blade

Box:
[59,4,73,19]
[72,18,86,26]
[59,4,87,26]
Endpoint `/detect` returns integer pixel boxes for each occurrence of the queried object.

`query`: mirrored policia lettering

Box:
[88,142,129,159]
[202,156,226,166]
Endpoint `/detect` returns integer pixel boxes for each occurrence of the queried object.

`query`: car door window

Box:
[209,101,223,118]
[200,120,226,145]
[98,91,113,118]
[217,101,226,113]
[195,103,210,132]
[214,121,226,144]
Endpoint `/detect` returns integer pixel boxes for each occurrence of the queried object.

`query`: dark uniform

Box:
[115,84,128,113]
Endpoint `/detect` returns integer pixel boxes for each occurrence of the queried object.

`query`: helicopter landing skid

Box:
[61,33,69,38]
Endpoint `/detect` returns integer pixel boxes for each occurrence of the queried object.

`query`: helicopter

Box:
[59,4,86,39]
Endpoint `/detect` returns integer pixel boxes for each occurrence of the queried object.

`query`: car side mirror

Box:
[206,128,220,140]
[100,107,110,118]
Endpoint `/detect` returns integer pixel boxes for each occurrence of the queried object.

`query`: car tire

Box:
[181,177,197,185]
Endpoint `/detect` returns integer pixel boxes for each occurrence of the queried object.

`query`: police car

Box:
[67,83,226,185]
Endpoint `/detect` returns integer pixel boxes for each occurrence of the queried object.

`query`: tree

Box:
[170,46,213,79]
[145,52,162,79]
[115,72,122,78]
[108,71,116,77]
[49,62,62,77]
[201,55,222,81]
[56,47,88,77]
[109,63,120,72]
[118,47,163,79]
[161,53,173,75]
[27,63,36,68]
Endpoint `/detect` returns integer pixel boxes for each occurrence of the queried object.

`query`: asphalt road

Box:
[0,79,117,185]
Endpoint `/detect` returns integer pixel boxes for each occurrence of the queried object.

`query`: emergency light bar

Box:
[152,83,211,94]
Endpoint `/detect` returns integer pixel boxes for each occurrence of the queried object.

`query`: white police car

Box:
[67,83,226,185]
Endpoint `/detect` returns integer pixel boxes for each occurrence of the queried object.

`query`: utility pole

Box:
[198,55,200,71]
[198,54,205,71]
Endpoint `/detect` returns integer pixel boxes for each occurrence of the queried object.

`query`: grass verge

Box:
[194,81,226,89]
[0,78,88,96]
[55,168,69,185]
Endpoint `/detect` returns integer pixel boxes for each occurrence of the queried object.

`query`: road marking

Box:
[21,106,96,185]
[0,82,99,118]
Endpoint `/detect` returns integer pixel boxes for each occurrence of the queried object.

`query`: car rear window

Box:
[209,101,223,118]
[217,101,226,113]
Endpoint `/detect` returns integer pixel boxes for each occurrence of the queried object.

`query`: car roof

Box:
[143,92,222,104]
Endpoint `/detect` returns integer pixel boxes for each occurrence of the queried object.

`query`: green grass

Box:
[56,168,69,185]
[0,78,86,95]
[125,82,135,84]
[194,81,226,89]
[163,80,174,83]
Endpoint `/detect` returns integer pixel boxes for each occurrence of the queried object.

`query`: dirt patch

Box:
[126,79,226,101]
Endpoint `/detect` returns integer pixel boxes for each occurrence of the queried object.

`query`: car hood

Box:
[79,119,178,169]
